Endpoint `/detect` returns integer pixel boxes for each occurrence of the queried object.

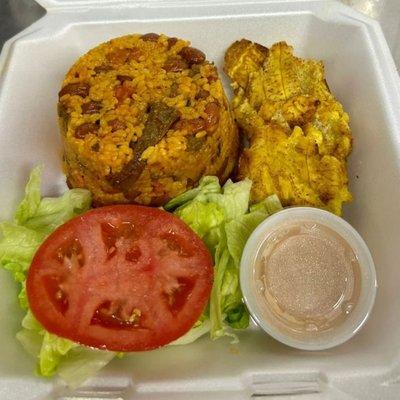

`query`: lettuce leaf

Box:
[57,346,116,389]
[166,177,282,342]
[0,166,115,386]
[164,176,221,211]
[16,311,114,386]
[206,179,252,221]
[0,223,44,286]
[14,165,43,225]
[173,201,224,253]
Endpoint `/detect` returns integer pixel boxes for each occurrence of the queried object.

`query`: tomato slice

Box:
[26,205,213,351]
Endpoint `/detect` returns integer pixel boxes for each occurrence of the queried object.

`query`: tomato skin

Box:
[26,205,213,351]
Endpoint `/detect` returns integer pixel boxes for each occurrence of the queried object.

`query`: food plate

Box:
[1,0,400,398]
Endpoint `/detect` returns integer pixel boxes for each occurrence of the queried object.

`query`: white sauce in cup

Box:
[254,221,361,337]
[240,207,377,350]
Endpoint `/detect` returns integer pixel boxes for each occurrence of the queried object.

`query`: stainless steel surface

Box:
[0,0,45,52]
[343,0,400,68]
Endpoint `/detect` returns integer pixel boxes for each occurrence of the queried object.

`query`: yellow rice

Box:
[58,33,238,206]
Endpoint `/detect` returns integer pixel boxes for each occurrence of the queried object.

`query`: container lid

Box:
[35,0,329,10]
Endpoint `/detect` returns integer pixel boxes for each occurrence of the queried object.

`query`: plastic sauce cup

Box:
[240,207,377,351]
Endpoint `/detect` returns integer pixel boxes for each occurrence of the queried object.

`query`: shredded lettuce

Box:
[0,166,115,386]
[165,177,282,342]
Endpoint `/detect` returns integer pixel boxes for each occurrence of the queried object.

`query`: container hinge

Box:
[250,372,322,397]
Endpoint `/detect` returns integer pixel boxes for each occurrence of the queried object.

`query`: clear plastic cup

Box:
[240,207,377,350]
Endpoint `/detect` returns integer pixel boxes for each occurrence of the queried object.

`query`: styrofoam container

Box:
[1,0,400,399]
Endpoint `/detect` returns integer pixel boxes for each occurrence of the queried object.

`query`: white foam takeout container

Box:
[1,0,400,399]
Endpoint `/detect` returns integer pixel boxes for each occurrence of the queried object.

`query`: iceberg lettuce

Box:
[165,177,282,341]
[0,167,114,386]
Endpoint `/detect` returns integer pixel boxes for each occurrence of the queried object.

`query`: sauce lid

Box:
[240,207,377,351]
